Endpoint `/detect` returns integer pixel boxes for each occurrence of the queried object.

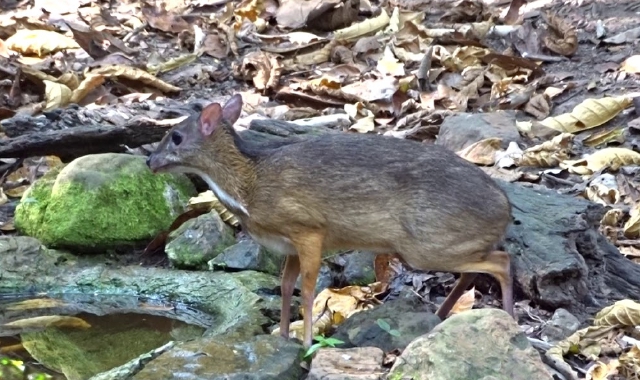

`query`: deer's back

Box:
[248,133,510,256]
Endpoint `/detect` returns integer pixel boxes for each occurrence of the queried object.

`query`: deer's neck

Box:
[197,131,257,217]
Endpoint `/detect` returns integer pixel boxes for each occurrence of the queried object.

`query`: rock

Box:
[497,180,640,320]
[133,334,303,380]
[209,238,284,276]
[166,212,235,269]
[388,309,552,380]
[436,111,522,151]
[0,236,282,341]
[308,347,385,380]
[540,308,581,343]
[332,297,440,352]
[332,250,377,286]
[295,264,334,295]
[14,153,196,252]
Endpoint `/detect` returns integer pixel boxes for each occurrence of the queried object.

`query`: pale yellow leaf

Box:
[43,80,72,111]
[456,138,502,165]
[540,96,632,133]
[69,73,106,104]
[5,29,80,57]
[620,55,640,74]
[583,128,625,147]
[517,133,573,167]
[560,147,640,175]
[377,46,405,76]
[586,360,619,380]
[88,65,181,93]
[4,315,91,330]
[594,299,640,327]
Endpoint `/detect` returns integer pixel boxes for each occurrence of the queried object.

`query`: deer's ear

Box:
[221,94,243,125]
[199,103,223,136]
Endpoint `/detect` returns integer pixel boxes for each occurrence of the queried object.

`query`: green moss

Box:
[15,154,196,251]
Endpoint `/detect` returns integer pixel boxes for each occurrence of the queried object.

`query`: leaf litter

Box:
[1,0,640,377]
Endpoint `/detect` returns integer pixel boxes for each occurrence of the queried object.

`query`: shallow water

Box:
[0,294,210,379]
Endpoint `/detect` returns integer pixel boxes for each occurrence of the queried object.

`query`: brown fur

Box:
[147,95,514,348]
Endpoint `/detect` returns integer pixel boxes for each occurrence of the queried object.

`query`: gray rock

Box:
[133,335,303,380]
[332,297,440,352]
[436,111,522,151]
[541,308,581,343]
[0,235,281,341]
[209,238,284,276]
[333,250,377,286]
[14,153,195,252]
[166,212,235,269]
[308,347,385,380]
[388,309,552,380]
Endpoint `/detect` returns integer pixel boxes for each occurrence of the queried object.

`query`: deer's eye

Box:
[171,131,183,145]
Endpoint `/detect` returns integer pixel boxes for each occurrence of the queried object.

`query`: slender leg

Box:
[435,273,478,319]
[454,250,514,318]
[290,231,324,348]
[280,255,300,339]
[489,250,514,317]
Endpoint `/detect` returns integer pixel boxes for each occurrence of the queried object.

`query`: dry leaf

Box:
[456,138,502,165]
[618,345,640,379]
[601,208,623,227]
[4,315,91,330]
[5,29,80,57]
[44,80,72,111]
[70,73,106,104]
[583,128,625,148]
[0,187,7,206]
[586,360,619,380]
[377,46,405,76]
[448,287,475,316]
[543,13,578,56]
[624,204,640,238]
[560,147,640,175]
[540,96,632,133]
[585,174,620,206]
[188,190,239,226]
[594,299,640,326]
[88,65,182,93]
[518,133,573,167]
[272,283,385,339]
[6,298,67,310]
[621,55,640,74]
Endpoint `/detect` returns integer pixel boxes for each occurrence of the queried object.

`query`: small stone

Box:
[166,212,235,269]
[308,347,385,380]
[209,238,284,276]
[436,111,522,152]
[332,297,440,352]
[541,308,581,343]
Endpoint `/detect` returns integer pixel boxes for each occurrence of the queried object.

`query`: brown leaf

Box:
[543,13,578,56]
[142,4,191,34]
[88,65,182,93]
[523,93,550,120]
[448,287,475,316]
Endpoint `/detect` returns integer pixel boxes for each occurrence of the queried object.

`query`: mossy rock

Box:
[14,153,196,252]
